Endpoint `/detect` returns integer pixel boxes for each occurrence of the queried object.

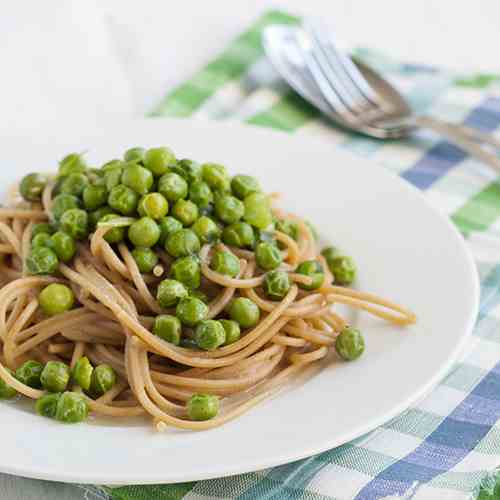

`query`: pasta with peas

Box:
[0,147,416,429]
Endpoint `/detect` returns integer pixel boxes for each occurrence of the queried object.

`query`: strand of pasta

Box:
[90,227,131,279]
[0,209,48,220]
[325,293,415,325]
[4,297,39,367]
[127,336,311,431]
[118,243,162,314]
[61,261,298,365]
[274,231,300,266]
[70,341,86,369]
[322,285,416,323]
[0,277,58,339]
[12,218,24,243]
[41,179,56,215]
[0,222,22,256]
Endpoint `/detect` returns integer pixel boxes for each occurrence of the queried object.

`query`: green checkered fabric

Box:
[103,9,500,500]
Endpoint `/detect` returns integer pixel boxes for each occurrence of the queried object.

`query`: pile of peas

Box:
[16,147,362,422]
[0,349,117,424]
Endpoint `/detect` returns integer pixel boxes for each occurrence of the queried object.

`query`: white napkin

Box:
[0,1,133,133]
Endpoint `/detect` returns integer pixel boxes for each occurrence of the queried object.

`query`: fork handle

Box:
[415,115,500,173]
[457,124,500,149]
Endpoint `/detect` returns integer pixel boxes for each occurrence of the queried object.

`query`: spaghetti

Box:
[0,150,416,430]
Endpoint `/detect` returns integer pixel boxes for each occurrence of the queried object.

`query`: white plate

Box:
[0,119,478,484]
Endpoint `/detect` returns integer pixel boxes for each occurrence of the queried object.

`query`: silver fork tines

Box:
[299,21,397,127]
[263,22,500,172]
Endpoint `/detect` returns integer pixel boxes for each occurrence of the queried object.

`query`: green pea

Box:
[165,229,200,258]
[16,360,44,388]
[220,319,240,345]
[187,393,219,421]
[72,356,93,391]
[176,297,208,326]
[88,206,114,231]
[231,174,260,199]
[89,364,116,397]
[55,391,88,423]
[172,199,199,227]
[255,242,282,270]
[32,232,51,248]
[335,327,365,361]
[58,207,88,243]
[41,361,70,392]
[108,185,139,215]
[170,256,201,289]
[189,181,213,208]
[83,184,107,211]
[144,147,176,176]
[243,193,273,229]
[124,147,146,163]
[132,247,159,273]
[158,216,183,246]
[296,260,325,290]
[200,163,230,191]
[138,192,169,219]
[128,217,160,247]
[157,279,188,307]
[59,153,87,176]
[32,223,55,238]
[36,392,61,418]
[49,231,76,262]
[101,159,123,171]
[87,167,103,183]
[104,165,124,191]
[20,173,48,202]
[158,172,188,202]
[26,247,59,275]
[192,216,220,244]
[214,194,244,224]
[210,250,240,277]
[190,289,209,303]
[153,314,182,345]
[321,246,340,263]
[172,158,201,184]
[122,162,154,195]
[221,221,255,248]
[99,213,126,244]
[60,172,89,197]
[39,284,74,316]
[51,193,81,221]
[195,320,226,350]
[229,297,260,328]
[0,369,17,399]
[60,208,88,240]
[275,219,299,241]
[328,255,356,286]
[263,270,291,300]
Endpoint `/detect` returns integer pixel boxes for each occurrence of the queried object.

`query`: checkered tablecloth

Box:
[106,10,500,500]
[5,9,500,500]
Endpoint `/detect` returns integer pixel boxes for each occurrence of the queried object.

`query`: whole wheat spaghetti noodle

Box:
[0,149,416,430]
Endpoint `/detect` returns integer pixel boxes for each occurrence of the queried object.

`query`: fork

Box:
[265,22,500,172]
